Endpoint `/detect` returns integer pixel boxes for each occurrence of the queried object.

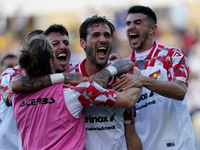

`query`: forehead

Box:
[47,32,69,42]
[126,13,147,22]
[87,23,111,34]
[3,57,18,65]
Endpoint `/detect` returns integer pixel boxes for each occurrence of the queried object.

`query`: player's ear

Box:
[49,59,55,73]
[149,24,157,36]
[80,38,86,50]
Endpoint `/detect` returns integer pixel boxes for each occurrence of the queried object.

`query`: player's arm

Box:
[89,59,134,87]
[125,124,143,150]
[0,67,20,106]
[11,59,134,93]
[114,86,141,108]
[72,80,141,109]
[11,72,89,93]
[1,87,12,106]
[70,59,139,109]
[114,49,188,101]
[113,73,187,100]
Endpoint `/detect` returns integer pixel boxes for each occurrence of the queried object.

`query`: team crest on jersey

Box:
[172,51,183,58]
[149,70,161,79]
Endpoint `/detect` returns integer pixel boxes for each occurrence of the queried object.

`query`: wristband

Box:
[49,73,65,84]
[104,65,118,76]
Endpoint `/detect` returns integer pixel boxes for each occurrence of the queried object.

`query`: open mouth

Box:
[97,47,106,59]
[130,33,139,39]
[57,53,67,64]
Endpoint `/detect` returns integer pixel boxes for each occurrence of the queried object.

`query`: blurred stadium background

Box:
[0,0,200,149]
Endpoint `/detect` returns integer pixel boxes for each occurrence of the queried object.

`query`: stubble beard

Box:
[87,46,111,68]
[130,31,149,51]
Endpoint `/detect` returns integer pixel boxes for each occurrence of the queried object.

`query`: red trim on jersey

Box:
[130,41,158,62]
[80,59,88,77]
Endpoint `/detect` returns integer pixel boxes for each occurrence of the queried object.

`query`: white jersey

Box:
[127,41,195,150]
[0,101,21,150]
[64,59,135,150]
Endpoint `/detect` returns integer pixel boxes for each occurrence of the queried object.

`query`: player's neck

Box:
[84,59,107,76]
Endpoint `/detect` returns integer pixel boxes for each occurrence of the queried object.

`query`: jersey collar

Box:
[130,41,158,62]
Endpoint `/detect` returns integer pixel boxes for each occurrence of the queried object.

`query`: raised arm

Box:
[11,59,134,93]
[11,72,89,93]
[71,80,141,109]
[113,71,187,101]
[89,59,134,87]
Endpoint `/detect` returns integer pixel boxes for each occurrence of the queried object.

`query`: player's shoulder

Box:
[69,62,81,68]
[157,43,186,57]
[1,65,20,77]
[65,62,81,73]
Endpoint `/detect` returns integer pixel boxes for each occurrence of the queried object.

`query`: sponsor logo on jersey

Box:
[136,100,156,110]
[136,91,163,110]
[19,97,55,107]
[86,125,115,131]
[85,114,116,123]
[85,114,121,131]
[137,91,154,103]
[149,70,161,79]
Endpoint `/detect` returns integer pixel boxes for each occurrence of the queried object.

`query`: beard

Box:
[130,29,149,51]
[86,46,111,67]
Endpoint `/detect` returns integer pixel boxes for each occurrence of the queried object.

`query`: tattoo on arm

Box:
[11,75,52,93]
[63,72,89,84]
[89,70,111,87]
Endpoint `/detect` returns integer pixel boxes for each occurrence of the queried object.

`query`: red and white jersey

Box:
[127,41,195,150]
[0,66,24,103]
[0,65,24,150]
[64,59,135,150]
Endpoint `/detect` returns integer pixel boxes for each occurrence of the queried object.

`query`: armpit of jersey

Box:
[67,81,117,107]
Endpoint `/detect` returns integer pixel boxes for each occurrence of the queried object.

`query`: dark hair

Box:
[23,29,44,47]
[19,35,54,79]
[44,24,69,37]
[79,15,115,41]
[127,5,157,25]
[1,54,17,67]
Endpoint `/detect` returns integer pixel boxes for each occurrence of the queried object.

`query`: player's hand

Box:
[109,53,122,61]
[113,67,143,92]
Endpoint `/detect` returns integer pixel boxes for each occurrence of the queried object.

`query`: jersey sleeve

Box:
[124,106,136,124]
[167,48,189,85]
[0,66,22,104]
[64,81,117,107]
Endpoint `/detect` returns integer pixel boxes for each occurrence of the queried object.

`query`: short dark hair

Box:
[1,54,17,67]
[24,29,44,41]
[79,15,115,41]
[127,5,157,25]
[23,29,44,47]
[44,24,69,37]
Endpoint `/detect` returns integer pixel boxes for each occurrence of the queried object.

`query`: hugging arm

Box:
[11,72,89,93]
[11,59,134,93]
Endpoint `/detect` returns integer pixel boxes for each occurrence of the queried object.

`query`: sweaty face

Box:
[84,23,112,67]
[126,13,150,52]
[47,32,71,73]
